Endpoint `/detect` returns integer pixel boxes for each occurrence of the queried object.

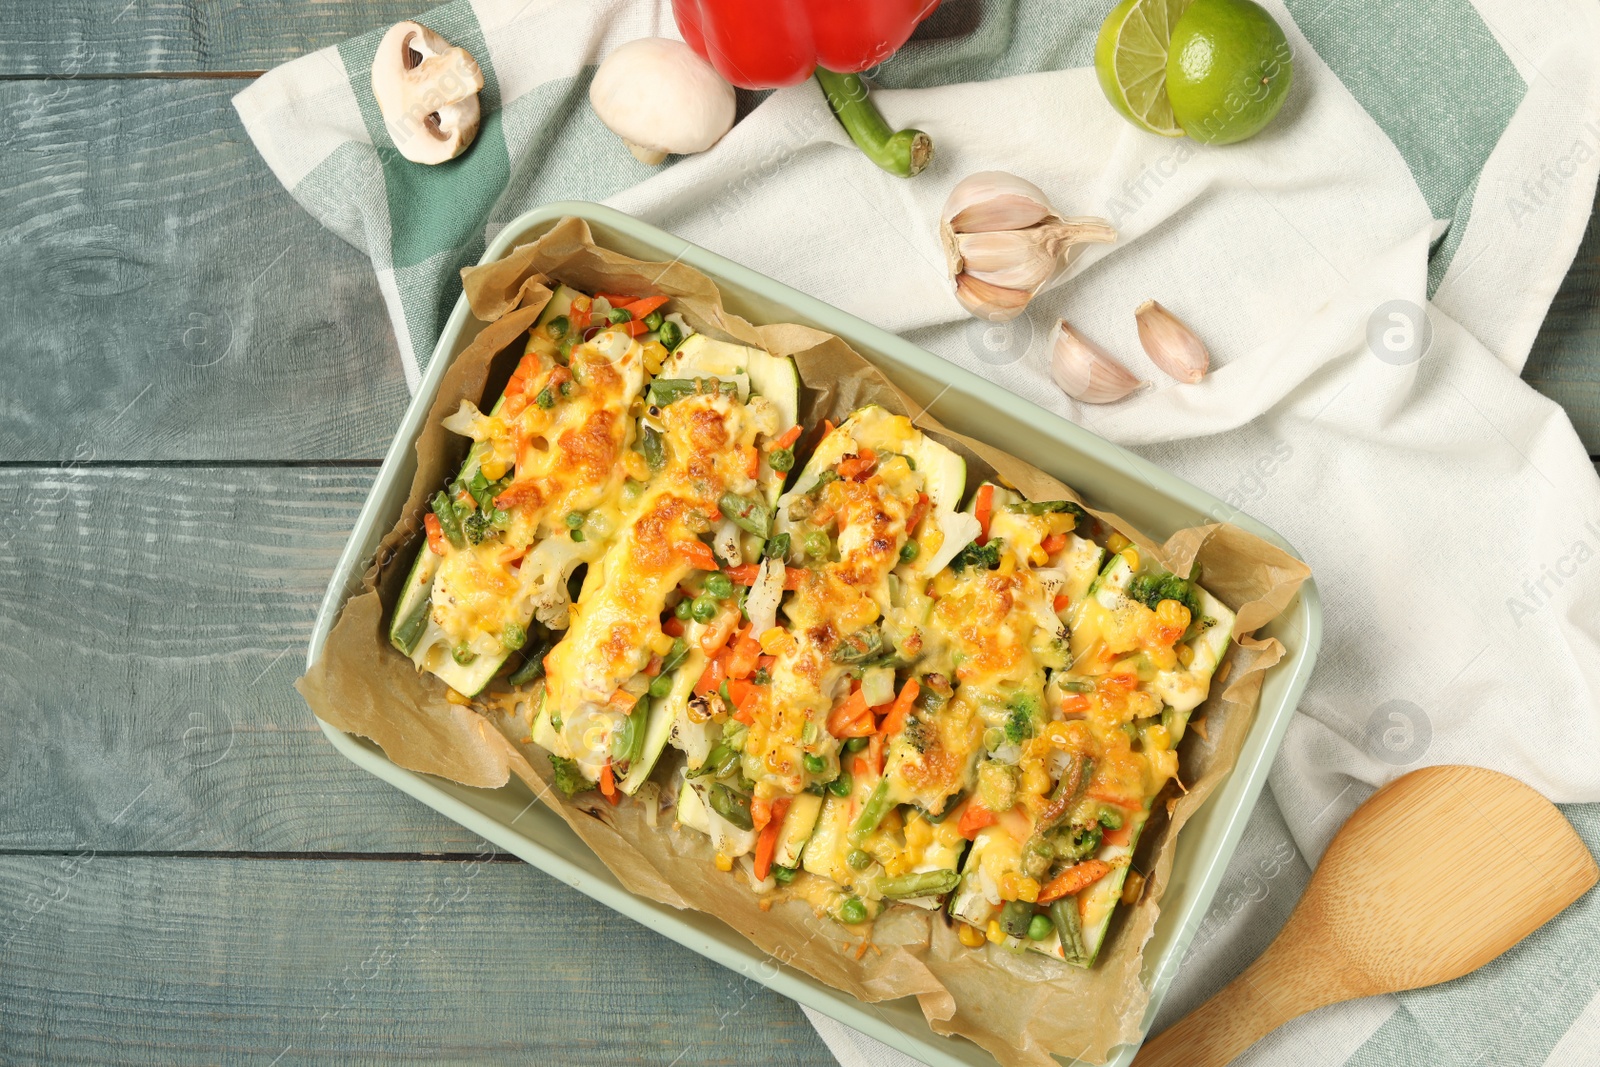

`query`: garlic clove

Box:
[1135,300,1209,384]
[942,171,1055,233]
[1050,320,1144,403]
[954,273,1033,322]
[955,230,1060,292]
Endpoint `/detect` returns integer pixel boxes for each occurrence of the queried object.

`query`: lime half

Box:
[1095,0,1191,138]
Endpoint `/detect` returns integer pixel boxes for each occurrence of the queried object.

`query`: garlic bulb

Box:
[941,172,1117,322]
[1050,320,1144,404]
[1135,300,1209,384]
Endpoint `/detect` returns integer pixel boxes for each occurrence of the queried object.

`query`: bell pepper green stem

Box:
[876,869,960,899]
[848,777,893,844]
[814,68,933,178]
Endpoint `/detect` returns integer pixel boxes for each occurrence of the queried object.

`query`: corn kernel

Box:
[1017,877,1040,904]
[1178,643,1196,667]
[997,554,1017,576]
[481,457,508,481]
[649,632,676,656]
[1121,871,1146,905]
[714,853,733,872]
[1123,547,1141,571]
[445,687,472,706]
[957,922,987,948]
[986,920,1005,944]
[1029,545,1049,566]
[1106,532,1131,553]
[1021,765,1050,798]
[642,341,668,375]
[1000,872,1019,899]
[1045,722,1072,746]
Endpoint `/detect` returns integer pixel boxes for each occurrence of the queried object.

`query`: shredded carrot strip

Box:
[643,654,663,678]
[769,424,802,451]
[906,492,929,537]
[693,654,726,699]
[424,513,447,555]
[598,762,618,804]
[676,539,719,571]
[827,689,871,737]
[594,292,636,307]
[877,679,920,738]
[752,796,792,880]
[957,799,995,840]
[1041,533,1068,555]
[621,294,668,319]
[744,444,760,479]
[1036,860,1113,904]
[975,484,995,545]
[662,616,685,638]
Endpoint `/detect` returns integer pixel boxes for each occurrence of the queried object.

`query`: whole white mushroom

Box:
[589,38,736,165]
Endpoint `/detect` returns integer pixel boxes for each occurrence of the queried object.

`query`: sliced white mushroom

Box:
[588,38,736,165]
[370,21,485,165]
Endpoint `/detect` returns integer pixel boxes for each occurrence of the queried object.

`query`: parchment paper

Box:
[298,217,1311,1067]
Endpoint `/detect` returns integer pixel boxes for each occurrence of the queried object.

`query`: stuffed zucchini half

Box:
[674,407,972,918]
[946,494,1237,965]
[532,334,800,797]
[388,286,646,695]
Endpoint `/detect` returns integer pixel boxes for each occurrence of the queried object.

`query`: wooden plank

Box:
[0,78,410,463]
[0,464,484,852]
[1525,184,1600,455]
[0,1,413,75]
[0,854,836,1066]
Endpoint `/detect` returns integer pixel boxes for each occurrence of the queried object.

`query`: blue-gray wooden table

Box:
[1,4,1597,1065]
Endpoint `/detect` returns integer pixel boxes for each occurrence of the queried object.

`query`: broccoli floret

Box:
[1004,694,1039,745]
[951,538,1003,573]
[547,756,594,798]
[1127,570,1200,615]
[902,714,931,754]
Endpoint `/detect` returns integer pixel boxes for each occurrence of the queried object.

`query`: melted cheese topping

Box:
[745,420,924,805]
[544,390,778,777]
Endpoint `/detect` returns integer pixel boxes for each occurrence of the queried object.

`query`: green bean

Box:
[718,492,771,539]
[431,491,466,549]
[686,742,732,779]
[1060,677,1096,694]
[639,426,665,471]
[772,864,797,885]
[706,784,754,830]
[848,779,892,844]
[998,900,1034,940]
[507,643,548,686]
[1050,897,1089,964]
[391,593,431,655]
[1027,914,1054,941]
[875,869,960,900]
[500,622,527,651]
[837,897,868,925]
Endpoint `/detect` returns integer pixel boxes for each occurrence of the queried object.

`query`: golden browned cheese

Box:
[746,454,922,805]
[429,342,639,651]
[544,391,776,757]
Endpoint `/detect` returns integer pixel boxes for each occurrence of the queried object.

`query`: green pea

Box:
[648,673,673,699]
[803,753,825,774]
[536,388,554,409]
[1027,914,1054,941]
[772,864,797,885]
[705,572,734,599]
[838,897,868,925]
[899,540,920,563]
[607,307,631,324]
[500,622,527,651]
[570,529,585,542]
[564,511,584,529]
[846,849,873,871]
[546,315,569,339]
[643,311,664,331]
[804,531,831,559]
[657,320,684,350]
[690,595,719,623]
[769,448,794,472]
[827,771,852,797]
[451,643,476,665]
[845,736,869,753]
[674,598,693,621]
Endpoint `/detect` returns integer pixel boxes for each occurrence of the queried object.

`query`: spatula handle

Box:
[1132,924,1348,1067]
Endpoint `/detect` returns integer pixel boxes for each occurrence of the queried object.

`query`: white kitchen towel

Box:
[237,1,1600,1064]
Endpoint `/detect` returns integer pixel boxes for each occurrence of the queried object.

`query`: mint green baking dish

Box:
[306,201,1321,1067]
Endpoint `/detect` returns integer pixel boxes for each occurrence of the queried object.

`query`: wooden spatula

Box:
[1133,764,1597,1067]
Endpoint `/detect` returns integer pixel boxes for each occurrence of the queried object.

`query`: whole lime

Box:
[1165,0,1294,145]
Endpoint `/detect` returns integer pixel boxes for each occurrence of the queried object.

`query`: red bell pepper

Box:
[672,0,937,177]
